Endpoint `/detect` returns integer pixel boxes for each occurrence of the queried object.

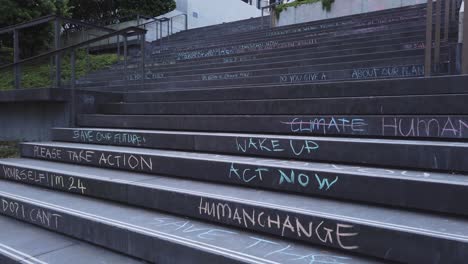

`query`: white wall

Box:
[277,0,432,26]
[176,0,262,29]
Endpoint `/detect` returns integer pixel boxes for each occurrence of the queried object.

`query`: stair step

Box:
[77,114,468,140]
[0,214,145,264]
[122,75,468,103]
[16,142,468,216]
[0,180,388,264]
[100,94,468,115]
[52,127,468,173]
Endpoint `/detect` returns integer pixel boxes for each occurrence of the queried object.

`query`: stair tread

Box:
[0,214,144,264]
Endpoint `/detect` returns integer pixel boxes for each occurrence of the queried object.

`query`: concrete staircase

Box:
[76,3,458,91]
[1,3,467,264]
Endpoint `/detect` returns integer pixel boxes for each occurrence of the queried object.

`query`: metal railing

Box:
[0,26,146,88]
[0,15,117,89]
[425,0,466,76]
[0,26,146,124]
[136,13,188,47]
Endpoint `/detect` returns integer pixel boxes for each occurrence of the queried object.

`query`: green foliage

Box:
[0,51,118,90]
[275,0,335,18]
[69,0,176,25]
[0,0,71,57]
[0,142,19,158]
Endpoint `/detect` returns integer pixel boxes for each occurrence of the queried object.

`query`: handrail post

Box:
[425,0,433,76]
[184,14,188,31]
[140,33,146,89]
[452,0,457,21]
[462,0,468,74]
[445,0,451,41]
[117,35,120,60]
[435,0,442,71]
[124,34,128,87]
[170,18,173,35]
[160,22,163,48]
[54,18,62,88]
[167,20,170,40]
[13,29,21,89]
[70,49,76,127]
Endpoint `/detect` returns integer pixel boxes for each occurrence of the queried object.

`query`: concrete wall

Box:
[0,90,121,142]
[276,0,430,26]
[0,102,69,141]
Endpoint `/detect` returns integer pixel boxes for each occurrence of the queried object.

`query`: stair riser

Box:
[51,128,468,173]
[101,94,467,116]
[79,62,431,90]
[122,75,468,103]
[78,115,468,140]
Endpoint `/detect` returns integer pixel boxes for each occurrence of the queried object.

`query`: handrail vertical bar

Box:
[445,0,451,41]
[160,22,163,48]
[170,18,173,35]
[435,0,442,69]
[185,14,188,30]
[54,18,61,88]
[451,0,457,21]
[13,29,20,89]
[425,0,433,76]
[140,33,146,89]
[117,35,120,60]
[462,0,468,74]
[167,20,170,40]
[70,49,76,127]
[123,35,128,87]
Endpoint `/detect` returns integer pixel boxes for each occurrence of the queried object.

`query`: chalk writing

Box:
[198,198,358,250]
[402,42,426,50]
[176,39,317,61]
[351,65,424,80]
[202,72,250,81]
[1,198,62,229]
[151,217,358,263]
[72,130,147,146]
[235,137,319,156]
[98,153,153,171]
[282,117,368,134]
[127,70,165,81]
[280,72,328,84]
[223,55,257,63]
[1,165,87,194]
[228,163,338,191]
[381,117,468,138]
[32,146,153,172]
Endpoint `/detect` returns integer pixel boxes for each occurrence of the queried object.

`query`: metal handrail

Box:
[0,26,147,126]
[135,13,188,48]
[261,1,283,28]
[0,27,145,71]
[0,15,115,35]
